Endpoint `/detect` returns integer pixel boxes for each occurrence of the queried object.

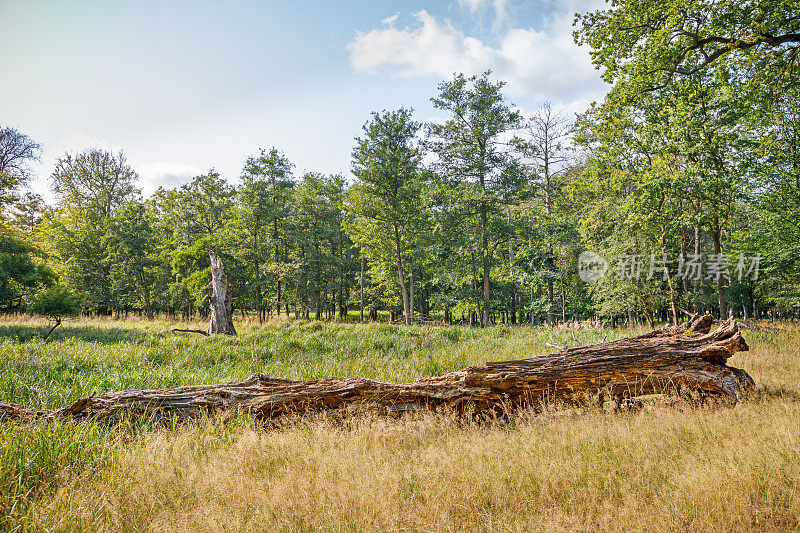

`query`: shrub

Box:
[27,285,81,339]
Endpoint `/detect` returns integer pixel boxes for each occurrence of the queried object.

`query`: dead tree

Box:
[207,250,236,335]
[172,251,236,336]
[0,315,753,423]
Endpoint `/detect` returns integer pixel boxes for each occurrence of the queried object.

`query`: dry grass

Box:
[41,403,799,532]
[17,322,799,532]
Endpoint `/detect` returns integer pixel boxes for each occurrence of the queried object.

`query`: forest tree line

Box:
[1,0,799,326]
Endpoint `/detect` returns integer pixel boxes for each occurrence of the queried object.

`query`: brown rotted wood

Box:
[0,315,753,423]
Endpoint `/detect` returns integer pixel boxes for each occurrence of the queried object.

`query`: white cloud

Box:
[459,0,484,11]
[458,0,509,27]
[134,161,203,196]
[347,6,607,109]
[53,134,121,156]
[381,13,399,25]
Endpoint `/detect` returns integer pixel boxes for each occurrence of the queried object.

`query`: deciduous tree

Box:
[426,72,522,326]
[348,108,425,323]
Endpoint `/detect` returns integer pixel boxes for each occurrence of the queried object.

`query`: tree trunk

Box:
[508,211,516,325]
[360,256,364,322]
[207,250,236,335]
[680,227,688,297]
[409,271,415,319]
[276,280,281,318]
[544,145,556,327]
[482,248,490,328]
[138,271,154,320]
[711,222,727,318]
[693,225,701,312]
[393,224,410,323]
[2,316,753,423]
[274,218,281,317]
[662,237,678,325]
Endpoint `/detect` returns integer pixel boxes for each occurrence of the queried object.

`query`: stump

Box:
[0,315,753,423]
[207,250,236,335]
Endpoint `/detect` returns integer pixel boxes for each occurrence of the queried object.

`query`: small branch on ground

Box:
[172,328,209,336]
[545,342,566,350]
[43,317,61,341]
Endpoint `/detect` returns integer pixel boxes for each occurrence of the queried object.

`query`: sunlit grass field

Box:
[0,316,798,531]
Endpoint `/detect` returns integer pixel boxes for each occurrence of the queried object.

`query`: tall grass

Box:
[48,402,800,532]
[0,316,634,410]
[0,421,121,528]
[0,316,797,531]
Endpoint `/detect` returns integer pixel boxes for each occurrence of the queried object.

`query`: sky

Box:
[0,0,608,201]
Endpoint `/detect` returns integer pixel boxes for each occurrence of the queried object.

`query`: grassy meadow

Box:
[0,316,798,531]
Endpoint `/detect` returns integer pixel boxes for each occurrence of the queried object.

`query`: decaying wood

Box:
[0,315,753,423]
[207,250,236,335]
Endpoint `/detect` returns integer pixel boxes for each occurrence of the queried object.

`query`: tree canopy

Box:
[2,2,799,325]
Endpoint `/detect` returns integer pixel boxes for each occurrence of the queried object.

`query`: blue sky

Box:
[0,0,607,199]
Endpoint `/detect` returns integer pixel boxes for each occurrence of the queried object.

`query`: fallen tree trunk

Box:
[0,315,753,423]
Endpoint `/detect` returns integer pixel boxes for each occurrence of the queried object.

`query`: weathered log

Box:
[0,316,753,423]
[207,250,236,335]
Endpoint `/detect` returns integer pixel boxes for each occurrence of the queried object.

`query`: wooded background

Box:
[1,1,798,327]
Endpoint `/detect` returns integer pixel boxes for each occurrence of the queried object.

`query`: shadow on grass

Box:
[749,384,800,403]
[0,324,149,344]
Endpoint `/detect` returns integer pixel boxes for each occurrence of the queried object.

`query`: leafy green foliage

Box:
[27,285,81,320]
[426,72,524,325]
[50,149,139,220]
[0,225,54,311]
[0,126,40,216]
[570,0,793,319]
[237,147,295,318]
[2,5,799,323]
[348,108,425,320]
[575,0,800,95]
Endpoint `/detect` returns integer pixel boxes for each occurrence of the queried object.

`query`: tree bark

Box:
[409,271,415,319]
[139,272,154,320]
[207,250,236,335]
[360,256,364,322]
[1,316,753,423]
[393,224,410,323]
[711,221,728,318]
[274,218,281,317]
[544,137,556,326]
[664,262,679,326]
[694,225,702,312]
[482,238,490,328]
